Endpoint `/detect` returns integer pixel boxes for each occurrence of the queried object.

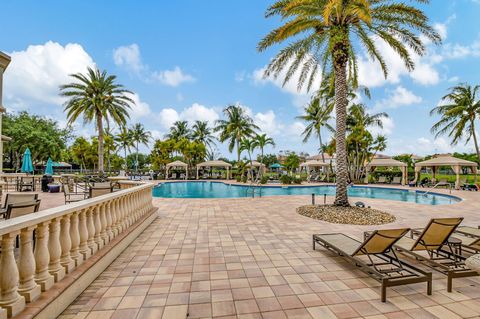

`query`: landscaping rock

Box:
[297,204,395,225]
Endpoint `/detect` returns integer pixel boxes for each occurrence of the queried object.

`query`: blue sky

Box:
[2,0,480,159]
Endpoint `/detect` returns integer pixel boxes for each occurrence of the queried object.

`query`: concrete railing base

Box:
[18,208,158,319]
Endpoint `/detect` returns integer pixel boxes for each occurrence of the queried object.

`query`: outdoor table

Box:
[48,184,61,193]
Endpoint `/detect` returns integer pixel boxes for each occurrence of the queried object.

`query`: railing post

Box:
[93,205,103,250]
[69,212,82,267]
[100,202,108,245]
[60,215,75,273]
[78,209,91,260]
[17,227,41,302]
[0,232,26,317]
[86,208,97,255]
[105,201,114,241]
[48,218,65,282]
[34,222,54,291]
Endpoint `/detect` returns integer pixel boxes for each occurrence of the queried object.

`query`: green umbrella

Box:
[270,163,283,169]
[21,148,34,174]
[45,157,54,175]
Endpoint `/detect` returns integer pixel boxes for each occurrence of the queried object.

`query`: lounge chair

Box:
[89,186,113,198]
[393,218,479,292]
[454,226,480,253]
[4,200,41,220]
[377,176,387,183]
[391,176,401,184]
[0,193,40,218]
[63,183,88,204]
[18,176,35,192]
[313,229,432,302]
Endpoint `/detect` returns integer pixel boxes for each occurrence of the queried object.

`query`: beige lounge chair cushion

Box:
[458,226,480,237]
[314,233,359,256]
[408,218,463,251]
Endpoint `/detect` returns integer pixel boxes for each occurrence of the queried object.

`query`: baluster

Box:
[86,208,97,254]
[60,215,75,273]
[34,222,54,291]
[93,205,103,250]
[0,233,25,317]
[17,227,41,302]
[69,212,82,267]
[110,199,118,237]
[116,198,123,233]
[100,203,108,245]
[120,196,127,230]
[48,218,65,282]
[78,209,91,260]
[126,195,133,226]
[105,201,113,242]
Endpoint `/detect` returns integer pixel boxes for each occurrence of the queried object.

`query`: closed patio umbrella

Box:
[21,148,34,174]
[45,157,54,175]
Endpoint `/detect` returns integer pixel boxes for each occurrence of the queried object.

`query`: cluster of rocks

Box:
[297,204,396,225]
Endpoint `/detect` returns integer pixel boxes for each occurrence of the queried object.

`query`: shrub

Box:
[241,176,247,183]
[293,177,302,184]
[260,176,268,184]
[236,176,241,182]
[280,175,292,184]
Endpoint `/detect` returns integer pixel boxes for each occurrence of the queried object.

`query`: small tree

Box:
[283,153,300,175]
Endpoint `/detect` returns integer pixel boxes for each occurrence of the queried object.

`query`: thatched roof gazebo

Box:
[365,158,408,185]
[414,155,478,189]
[300,160,330,180]
[166,160,188,180]
[246,160,266,173]
[196,160,232,179]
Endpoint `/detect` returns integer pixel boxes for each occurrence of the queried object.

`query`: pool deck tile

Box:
[60,186,480,318]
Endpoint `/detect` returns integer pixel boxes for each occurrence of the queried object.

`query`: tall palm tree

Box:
[253,134,275,176]
[296,96,334,162]
[115,126,133,170]
[215,105,259,162]
[258,0,440,206]
[166,121,191,140]
[192,120,216,155]
[60,67,133,173]
[240,138,257,182]
[130,123,151,172]
[431,84,480,160]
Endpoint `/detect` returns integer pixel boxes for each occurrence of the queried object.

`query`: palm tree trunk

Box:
[318,130,325,163]
[135,142,139,173]
[333,54,350,206]
[124,147,128,171]
[260,148,264,178]
[471,120,480,161]
[97,112,104,174]
[236,139,241,162]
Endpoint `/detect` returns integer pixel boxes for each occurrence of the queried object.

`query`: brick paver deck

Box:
[60,188,480,319]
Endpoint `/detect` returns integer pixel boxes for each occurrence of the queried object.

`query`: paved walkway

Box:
[60,189,480,319]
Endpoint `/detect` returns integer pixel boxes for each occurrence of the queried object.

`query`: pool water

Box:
[152,181,461,205]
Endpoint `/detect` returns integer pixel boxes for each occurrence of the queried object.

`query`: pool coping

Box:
[153,180,464,204]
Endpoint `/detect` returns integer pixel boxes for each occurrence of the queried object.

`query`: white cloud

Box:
[254,110,284,136]
[155,103,220,131]
[151,66,195,87]
[113,43,195,87]
[370,116,394,136]
[125,92,151,120]
[374,86,422,110]
[4,41,95,107]
[113,44,143,74]
[448,76,460,83]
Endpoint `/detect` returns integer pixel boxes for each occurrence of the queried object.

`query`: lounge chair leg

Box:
[447,274,453,293]
[427,273,432,295]
[381,284,387,302]
[312,236,315,251]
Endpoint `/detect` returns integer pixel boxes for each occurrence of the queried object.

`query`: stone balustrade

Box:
[0,181,155,318]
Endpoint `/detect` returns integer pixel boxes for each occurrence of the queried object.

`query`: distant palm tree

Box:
[215,105,259,162]
[431,84,480,160]
[166,121,191,140]
[296,96,334,162]
[192,120,216,156]
[253,134,275,176]
[258,0,441,206]
[115,126,133,170]
[60,67,133,173]
[240,138,258,182]
[130,123,151,172]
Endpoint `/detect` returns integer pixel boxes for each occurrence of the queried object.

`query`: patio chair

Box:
[391,176,401,184]
[0,193,39,218]
[18,176,35,192]
[313,229,432,302]
[63,183,88,204]
[454,226,480,253]
[434,179,451,188]
[377,176,387,183]
[393,218,479,292]
[4,200,41,220]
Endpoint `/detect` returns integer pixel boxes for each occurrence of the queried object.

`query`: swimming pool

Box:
[152,181,461,205]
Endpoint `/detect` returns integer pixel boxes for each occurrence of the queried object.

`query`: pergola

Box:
[196,160,232,179]
[300,160,330,180]
[414,155,478,189]
[246,161,266,173]
[364,158,407,185]
[165,160,188,180]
